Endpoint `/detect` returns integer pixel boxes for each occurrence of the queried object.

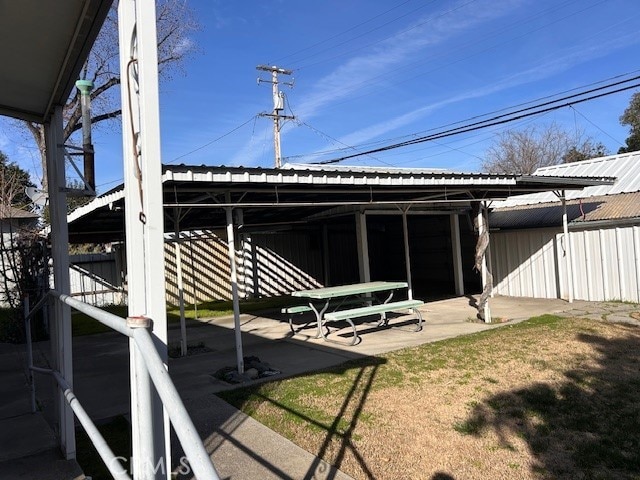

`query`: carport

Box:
[67,162,613,371]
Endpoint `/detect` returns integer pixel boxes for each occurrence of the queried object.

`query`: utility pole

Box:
[257,65,295,168]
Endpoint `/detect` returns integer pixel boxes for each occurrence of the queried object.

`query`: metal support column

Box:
[226,199,244,374]
[118,0,170,477]
[236,209,246,299]
[45,105,75,459]
[355,211,371,283]
[401,208,413,300]
[450,213,465,296]
[561,192,574,303]
[174,209,187,357]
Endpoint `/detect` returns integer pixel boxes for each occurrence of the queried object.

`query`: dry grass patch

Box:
[218,315,640,479]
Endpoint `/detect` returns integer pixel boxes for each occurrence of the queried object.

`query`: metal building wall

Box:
[68,253,124,306]
[249,230,323,297]
[491,223,640,302]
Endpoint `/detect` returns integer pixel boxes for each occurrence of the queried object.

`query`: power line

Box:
[569,105,625,148]
[169,116,258,164]
[283,71,640,162]
[314,78,640,165]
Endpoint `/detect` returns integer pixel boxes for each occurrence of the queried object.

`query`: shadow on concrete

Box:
[461,324,640,478]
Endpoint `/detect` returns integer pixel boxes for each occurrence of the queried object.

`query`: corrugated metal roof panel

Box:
[495,151,640,207]
[491,191,640,229]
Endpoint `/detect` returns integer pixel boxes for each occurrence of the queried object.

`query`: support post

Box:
[174,209,187,357]
[401,208,413,300]
[450,213,465,296]
[226,199,244,374]
[235,209,246,299]
[561,192,574,303]
[23,297,36,413]
[355,211,371,283]
[45,105,75,459]
[118,0,170,477]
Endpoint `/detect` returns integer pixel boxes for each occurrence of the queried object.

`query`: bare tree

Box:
[21,0,198,190]
[481,124,607,174]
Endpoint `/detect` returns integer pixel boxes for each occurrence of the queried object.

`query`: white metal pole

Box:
[450,213,465,296]
[118,0,170,477]
[401,209,413,300]
[226,202,244,374]
[44,105,75,459]
[236,209,246,299]
[561,193,574,303]
[174,210,187,357]
[23,296,36,413]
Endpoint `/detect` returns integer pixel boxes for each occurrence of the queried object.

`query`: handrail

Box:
[31,366,132,480]
[50,289,133,337]
[29,290,220,479]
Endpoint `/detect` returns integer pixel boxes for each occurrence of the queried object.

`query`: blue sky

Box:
[2,0,639,192]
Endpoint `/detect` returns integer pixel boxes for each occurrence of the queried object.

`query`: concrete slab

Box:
[0,413,56,462]
[0,450,84,480]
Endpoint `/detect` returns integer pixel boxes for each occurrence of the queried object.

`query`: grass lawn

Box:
[219,315,640,479]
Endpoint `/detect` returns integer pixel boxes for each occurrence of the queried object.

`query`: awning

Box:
[0,0,112,123]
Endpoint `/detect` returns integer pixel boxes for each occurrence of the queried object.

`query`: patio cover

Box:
[67,162,614,242]
[0,0,112,123]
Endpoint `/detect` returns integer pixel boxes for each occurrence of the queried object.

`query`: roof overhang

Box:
[0,0,113,123]
[66,164,615,243]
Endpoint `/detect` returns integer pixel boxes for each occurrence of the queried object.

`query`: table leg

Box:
[379,291,395,324]
[310,300,330,339]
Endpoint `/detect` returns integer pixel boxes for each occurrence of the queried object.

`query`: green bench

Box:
[282,296,377,336]
[281,305,315,335]
[323,299,424,346]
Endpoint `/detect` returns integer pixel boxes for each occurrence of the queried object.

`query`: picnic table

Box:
[285,281,424,345]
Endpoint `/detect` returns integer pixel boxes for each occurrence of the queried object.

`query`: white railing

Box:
[24,291,220,479]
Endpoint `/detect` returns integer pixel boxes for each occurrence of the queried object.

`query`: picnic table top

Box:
[291,281,408,299]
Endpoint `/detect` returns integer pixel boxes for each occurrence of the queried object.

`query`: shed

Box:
[489,151,640,302]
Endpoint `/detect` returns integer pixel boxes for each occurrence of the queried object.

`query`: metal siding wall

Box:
[251,231,323,297]
[68,253,124,306]
[165,232,231,304]
[493,223,640,302]
[492,229,560,299]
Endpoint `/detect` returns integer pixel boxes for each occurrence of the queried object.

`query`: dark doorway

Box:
[325,219,359,286]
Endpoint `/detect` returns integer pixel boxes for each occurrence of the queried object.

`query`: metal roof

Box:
[491,191,640,230]
[0,0,113,123]
[0,205,39,220]
[495,151,640,208]
[66,163,613,243]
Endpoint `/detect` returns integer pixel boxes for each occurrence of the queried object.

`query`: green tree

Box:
[562,140,608,163]
[618,91,640,154]
[0,150,34,209]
